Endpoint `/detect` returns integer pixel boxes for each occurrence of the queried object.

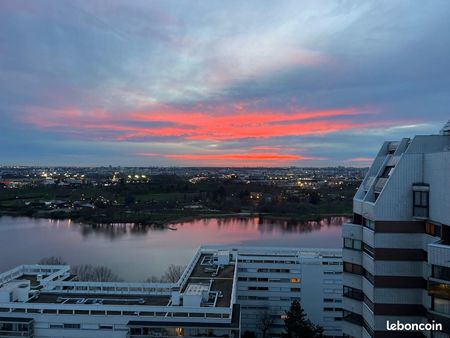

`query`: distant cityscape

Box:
[0,166,366,226]
[0,166,367,189]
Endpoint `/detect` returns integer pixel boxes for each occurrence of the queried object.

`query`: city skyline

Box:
[1,1,449,167]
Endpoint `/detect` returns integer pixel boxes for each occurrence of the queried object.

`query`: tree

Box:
[162,264,185,283]
[124,194,136,206]
[144,264,185,283]
[260,310,274,338]
[38,256,67,265]
[308,191,321,205]
[283,300,324,338]
[72,264,121,282]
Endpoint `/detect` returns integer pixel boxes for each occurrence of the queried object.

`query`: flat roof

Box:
[29,293,171,306]
[182,254,235,308]
[1,251,237,309]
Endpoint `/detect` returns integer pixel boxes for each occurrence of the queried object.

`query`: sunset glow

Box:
[1,0,447,166]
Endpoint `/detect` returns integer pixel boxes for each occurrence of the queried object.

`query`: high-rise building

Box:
[342,121,450,337]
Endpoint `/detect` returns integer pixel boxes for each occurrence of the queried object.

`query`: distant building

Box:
[233,246,342,337]
[0,246,343,338]
[342,121,450,337]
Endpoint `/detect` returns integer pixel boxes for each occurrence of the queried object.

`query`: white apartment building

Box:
[0,248,240,338]
[232,246,342,337]
[342,121,450,338]
[0,246,343,338]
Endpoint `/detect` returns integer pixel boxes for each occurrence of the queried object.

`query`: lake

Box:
[0,215,347,281]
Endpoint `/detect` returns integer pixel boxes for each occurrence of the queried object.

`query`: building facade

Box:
[0,246,343,338]
[342,122,450,337]
[229,246,342,337]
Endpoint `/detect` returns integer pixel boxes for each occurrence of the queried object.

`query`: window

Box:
[433,265,450,281]
[363,294,374,312]
[343,286,363,301]
[343,310,363,326]
[248,286,269,291]
[363,243,374,257]
[63,323,81,329]
[426,222,441,237]
[413,190,429,218]
[381,166,394,178]
[344,262,363,275]
[353,213,363,225]
[344,238,362,251]
[364,269,374,284]
[362,218,375,230]
[99,325,113,330]
[290,277,300,283]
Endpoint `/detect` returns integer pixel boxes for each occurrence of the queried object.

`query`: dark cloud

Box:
[0,0,449,166]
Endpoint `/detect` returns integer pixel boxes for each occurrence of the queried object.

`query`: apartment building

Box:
[342,121,450,337]
[0,246,343,338]
[232,247,342,337]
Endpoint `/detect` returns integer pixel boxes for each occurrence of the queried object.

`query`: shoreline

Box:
[0,210,352,228]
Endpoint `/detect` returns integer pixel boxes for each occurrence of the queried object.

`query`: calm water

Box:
[0,215,347,281]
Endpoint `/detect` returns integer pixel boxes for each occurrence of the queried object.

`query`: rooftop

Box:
[28,293,170,306]
[0,249,237,310]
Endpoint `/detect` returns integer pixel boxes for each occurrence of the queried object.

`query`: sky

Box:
[1,0,449,167]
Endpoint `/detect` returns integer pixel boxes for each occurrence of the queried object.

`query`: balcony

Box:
[343,296,363,315]
[374,177,388,193]
[343,249,362,266]
[343,273,363,290]
[363,177,376,192]
[428,280,450,300]
[428,242,450,268]
[342,223,363,241]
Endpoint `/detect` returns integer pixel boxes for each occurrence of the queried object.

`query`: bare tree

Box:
[144,265,185,283]
[38,256,67,265]
[260,309,275,338]
[162,264,185,283]
[72,264,121,282]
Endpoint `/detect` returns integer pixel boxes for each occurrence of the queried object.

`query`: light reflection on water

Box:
[0,215,348,281]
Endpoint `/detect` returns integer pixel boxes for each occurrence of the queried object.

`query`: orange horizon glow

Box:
[137,151,323,166]
[350,157,374,162]
[20,104,409,165]
[140,152,321,161]
[23,105,378,142]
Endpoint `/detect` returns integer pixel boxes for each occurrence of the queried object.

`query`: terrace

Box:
[0,248,238,319]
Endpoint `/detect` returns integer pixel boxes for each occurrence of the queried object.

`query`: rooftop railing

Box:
[0,301,233,320]
[42,281,176,296]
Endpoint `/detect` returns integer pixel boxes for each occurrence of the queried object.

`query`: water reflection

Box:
[0,216,347,280]
[60,216,348,240]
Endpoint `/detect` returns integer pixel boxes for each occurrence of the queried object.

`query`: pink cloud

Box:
[350,157,374,162]
[138,151,324,166]
[23,104,376,142]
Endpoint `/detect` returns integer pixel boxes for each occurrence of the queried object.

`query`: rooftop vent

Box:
[440,120,450,136]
